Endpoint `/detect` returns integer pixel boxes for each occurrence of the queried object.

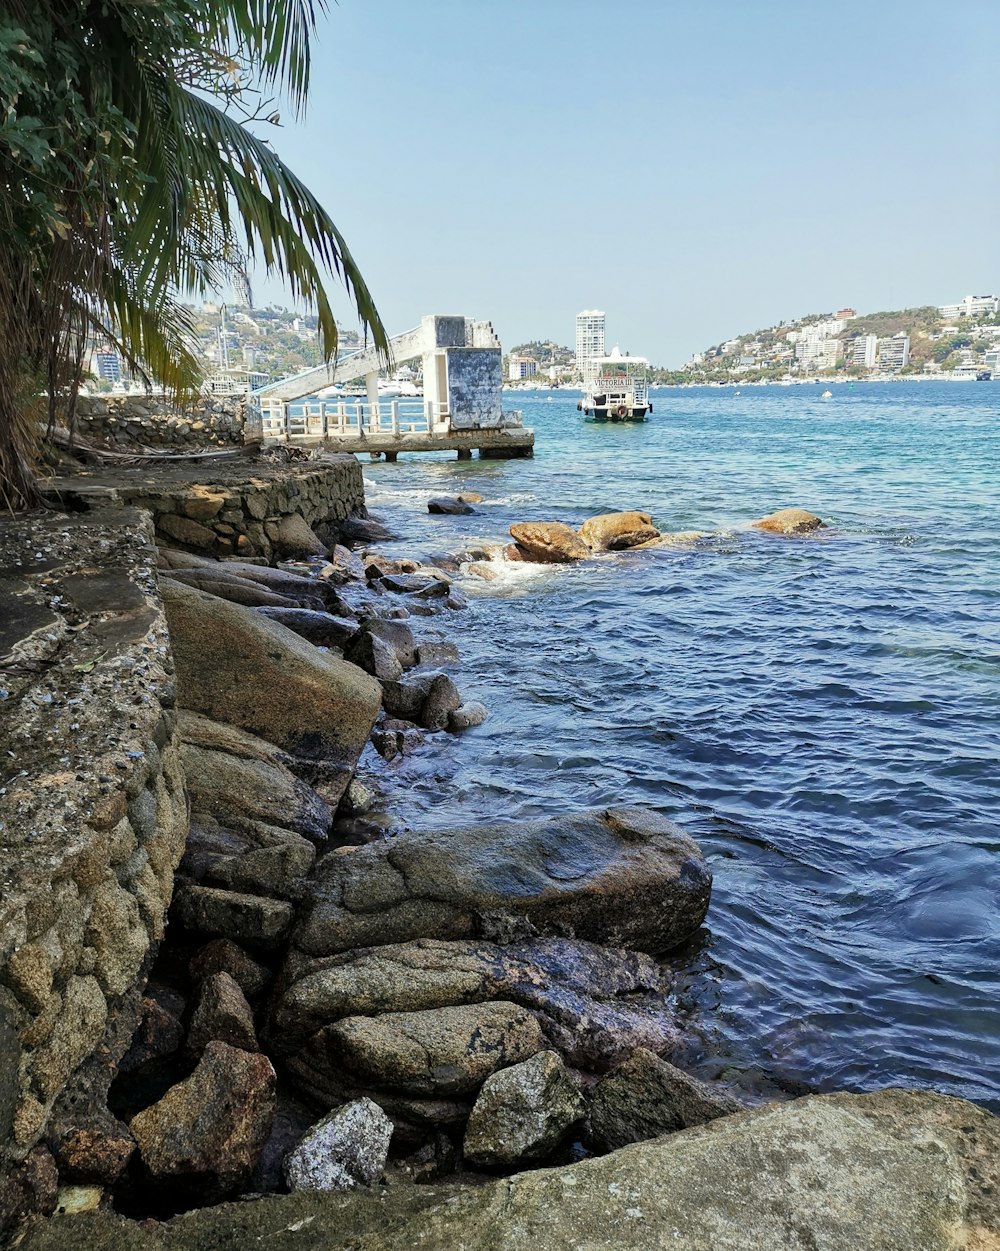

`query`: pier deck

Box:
[260,396,533,460]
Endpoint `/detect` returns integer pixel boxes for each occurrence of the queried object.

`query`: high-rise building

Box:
[849,334,878,369]
[877,333,910,371]
[575,310,605,373]
[94,350,122,382]
[508,355,538,381]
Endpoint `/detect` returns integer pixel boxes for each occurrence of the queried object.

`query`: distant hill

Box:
[655,300,1000,383]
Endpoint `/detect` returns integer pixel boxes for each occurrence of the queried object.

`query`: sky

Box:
[252,0,1000,367]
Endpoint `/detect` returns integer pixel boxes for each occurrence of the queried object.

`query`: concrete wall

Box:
[39,458,366,562]
[446,348,503,429]
[0,510,189,1171]
[74,396,249,448]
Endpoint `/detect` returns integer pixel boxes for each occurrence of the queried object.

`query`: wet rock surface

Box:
[751,507,826,534]
[587,1047,745,1150]
[509,521,590,563]
[290,806,711,959]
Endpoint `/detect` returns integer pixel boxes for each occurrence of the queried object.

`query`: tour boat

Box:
[578,347,651,421]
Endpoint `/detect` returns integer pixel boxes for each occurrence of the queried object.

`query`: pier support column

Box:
[385,451,398,463]
[457,448,472,460]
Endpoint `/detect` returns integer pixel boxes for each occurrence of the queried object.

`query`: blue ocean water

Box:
[358,380,1000,1110]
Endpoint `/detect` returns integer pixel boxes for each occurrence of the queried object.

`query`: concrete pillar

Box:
[457,448,472,460]
[390,400,400,435]
[366,371,379,432]
[385,451,398,462]
[337,401,346,432]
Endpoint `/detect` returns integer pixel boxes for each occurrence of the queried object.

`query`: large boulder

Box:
[162,580,381,795]
[290,806,711,960]
[183,973,259,1060]
[128,1041,275,1200]
[587,1048,744,1151]
[751,507,826,535]
[578,511,660,551]
[271,937,674,1071]
[509,522,590,564]
[324,1002,545,1097]
[26,1092,999,1251]
[464,1050,584,1168]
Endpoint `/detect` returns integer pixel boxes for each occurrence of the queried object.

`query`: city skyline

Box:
[249,1,999,368]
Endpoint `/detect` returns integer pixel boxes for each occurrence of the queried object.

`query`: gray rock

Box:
[283,1098,393,1192]
[162,580,381,782]
[417,674,461,731]
[271,937,673,1074]
[181,743,332,842]
[343,632,404,682]
[464,1050,584,1168]
[326,1001,545,1097]
[252,609,358,650]
[291,806,711,959]
[370,719,426,761]
[25,1092,999,1251]
[203,841,316,901]
[189,941,270,1000]
[380,674,434,720]
[353,618,417,668]
[184,973,259,1060]
[427,497,475,515]
[449,701,488,730]
[588,1048,745,1151]
[378,573,449,597]
[172,884,294,950]
[415,641,460,667]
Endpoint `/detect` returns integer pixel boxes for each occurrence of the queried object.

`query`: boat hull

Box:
[584,407,649,422]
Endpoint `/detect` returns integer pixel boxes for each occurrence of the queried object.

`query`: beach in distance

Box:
[361,379,1000,1112]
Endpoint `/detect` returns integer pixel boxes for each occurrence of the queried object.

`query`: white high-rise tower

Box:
[575,309,606,373]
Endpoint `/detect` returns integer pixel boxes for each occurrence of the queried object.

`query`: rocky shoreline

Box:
[2,457,997,1249]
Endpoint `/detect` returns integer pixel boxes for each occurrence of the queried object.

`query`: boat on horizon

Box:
[578,347,651,422]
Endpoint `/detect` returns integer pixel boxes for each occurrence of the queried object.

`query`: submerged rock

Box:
[509,522,590,564]
[751,507,826,534]
[427,497,476,515]
[578,511,659,551]
[283,1099,394,1192]
[463,1050,584,1168]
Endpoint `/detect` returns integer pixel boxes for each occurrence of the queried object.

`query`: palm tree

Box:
[0,0,389,511]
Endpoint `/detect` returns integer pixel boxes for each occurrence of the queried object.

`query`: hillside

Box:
[657,298,1000,383]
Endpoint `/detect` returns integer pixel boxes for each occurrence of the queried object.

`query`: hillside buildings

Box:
[938,294,999,320]
[575,310,605,373]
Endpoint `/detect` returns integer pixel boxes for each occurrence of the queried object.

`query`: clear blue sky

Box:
[254,0,1000,366]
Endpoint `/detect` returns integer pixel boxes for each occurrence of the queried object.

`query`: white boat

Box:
[578,347,651,421]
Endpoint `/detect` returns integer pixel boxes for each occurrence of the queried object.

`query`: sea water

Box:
[358,380,1000,1110]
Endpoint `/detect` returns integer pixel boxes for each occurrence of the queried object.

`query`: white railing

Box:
[260,397,449,442]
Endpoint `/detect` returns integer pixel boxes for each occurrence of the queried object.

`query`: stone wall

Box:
[39,457,366,562]
[0,510,189,1173]
[74,395,249,449]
